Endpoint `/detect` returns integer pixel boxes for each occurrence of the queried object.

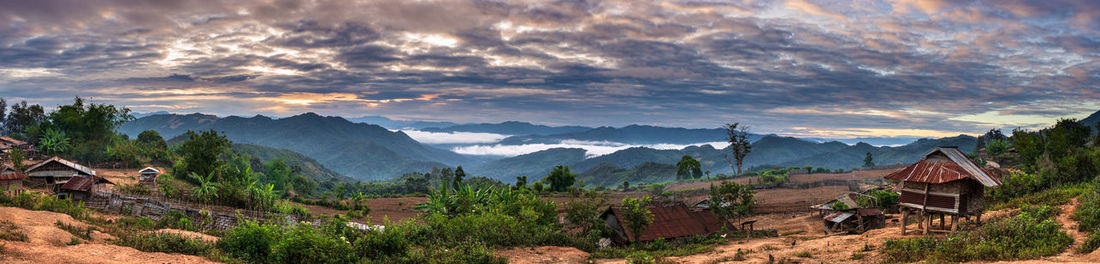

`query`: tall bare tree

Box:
[725,123,752,174]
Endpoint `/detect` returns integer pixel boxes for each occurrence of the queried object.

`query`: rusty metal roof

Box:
[885,147,1001,187]
[0,136,27,146]
[824,211,854,223]
[59,175,112,191]
[24,156,97,176]
[606,203,726,241]
[139,167,160,174]
[0,165,26,180]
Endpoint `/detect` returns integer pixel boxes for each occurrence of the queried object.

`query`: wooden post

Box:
[939,214,945,229]
[976,212,982,225]
[900,209,908,235]
[950,215,958,232]
[923,213,930,235]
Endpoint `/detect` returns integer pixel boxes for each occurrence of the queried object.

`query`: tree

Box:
[1012,128,1044,172]
[621,180,630,191]
[564,189,611,236]
[1045,118,1091,158]
[3,101,45,139]
[704,170,711,179]
[191,171,222,207]
[544,165,577,192]
[0,98,6,132]
[137,130,167,149]
[863,152,875,168]
[179,130,230,182]
[708,181,756,228]
[514,176,527,189]
[48,97,133,143]
[9,148,25,171]
[532,181,544,193]
[987,139,1008,157]
[454,166,466,186]
[724,123,752,174]
[38,127,71,156]
[620,196,654,242]
[676,155,702,180]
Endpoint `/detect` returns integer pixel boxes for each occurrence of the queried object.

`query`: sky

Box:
[0,0,1097,139]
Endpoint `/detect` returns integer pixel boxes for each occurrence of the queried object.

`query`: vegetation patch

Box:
[0,220,27,242]
[882,205,1071,263]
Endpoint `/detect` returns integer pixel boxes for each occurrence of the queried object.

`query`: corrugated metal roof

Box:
[59,175,112,191]
[24,156,97,176]
[139,167,159,174]
[824,212,854,223]
[0,165,26,180]
[0,136,27,146]
[884,147,1001,187]
[607,203,726,241]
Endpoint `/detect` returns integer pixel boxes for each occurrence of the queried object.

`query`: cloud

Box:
[399,130,511,144]
[452,140,730,157]
[0,0,1097,138]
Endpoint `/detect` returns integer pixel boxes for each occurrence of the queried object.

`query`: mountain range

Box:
[120,113,474,180]
[121,112,990,184]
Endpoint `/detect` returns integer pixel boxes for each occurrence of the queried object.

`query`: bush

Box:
[1081,232,1100,254]
[271,224,356,264]
[114,232,216,257]
[882,205,1071,262]
[218,220,281,263]
[988,170,1043,202]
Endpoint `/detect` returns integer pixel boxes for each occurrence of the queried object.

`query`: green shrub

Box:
[55,220,93,240]
[882,205,1071,263]
[115,217,156,231]
[989,183,1088,210]
[1074,189,1100,232]
[114,232,215,257]
[271,224,355,264]
[1080,232,1100,254]
[218,220,281,263]
[404,242,507,264]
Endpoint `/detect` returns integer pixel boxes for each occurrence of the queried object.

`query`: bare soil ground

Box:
[500,198,1100,263]
[496,246,591,264]
[296,196,429,224]
[0,206,214,264]
[153,229,220,243]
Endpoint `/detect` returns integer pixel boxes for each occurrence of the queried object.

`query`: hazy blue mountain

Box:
[345,115,459,129]
[230,143,354,182]
[1081,110,1100,135]
[474,134,978,186]
[422,121,592,136]
[495,125,760,145]
[132,111,171,118]
[780,135,978,169]
[469,148,587,182]
[122,113,475,180]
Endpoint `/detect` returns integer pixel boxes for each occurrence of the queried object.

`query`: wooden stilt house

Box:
[23,156,97,192]
[885,146,1001,234]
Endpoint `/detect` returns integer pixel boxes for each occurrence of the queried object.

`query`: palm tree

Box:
[191,171,221,208]
[38,128,71,156]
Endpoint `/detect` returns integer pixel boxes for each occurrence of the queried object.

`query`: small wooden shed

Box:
[0,164,26,194]
[58,175,113,201]
[24,156,97,191]
[139,167,160,184]
[885,146,1001,234]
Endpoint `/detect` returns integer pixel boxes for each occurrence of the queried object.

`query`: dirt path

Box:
[153,229,220,243]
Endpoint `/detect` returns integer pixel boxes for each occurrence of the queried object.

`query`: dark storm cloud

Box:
[0,0,1097,137]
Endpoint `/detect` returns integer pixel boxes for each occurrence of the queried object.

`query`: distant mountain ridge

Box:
[121,113,476,181]
[493,125,762,145]
[470,135,977,186]
[421,121,592,136]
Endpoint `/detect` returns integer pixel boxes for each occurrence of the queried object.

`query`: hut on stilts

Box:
[885,146,1001,234]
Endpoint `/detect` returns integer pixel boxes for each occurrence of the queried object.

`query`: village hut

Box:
[823,208,886,234]
[0,136,29,158]
[601,202,728,244]
[139,167,160,184]
[0,164,26,194]
[23,156,97,191]
[811,192,887,233]
[885,146,1002,234]
[58,175,113,201]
